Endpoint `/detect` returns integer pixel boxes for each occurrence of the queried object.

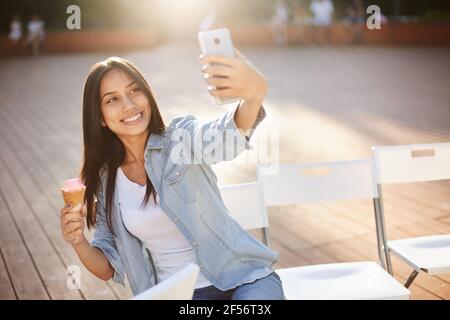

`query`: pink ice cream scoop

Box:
[61,178,86,211]
[61,178,86,192]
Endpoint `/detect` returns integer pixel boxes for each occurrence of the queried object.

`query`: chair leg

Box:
[384,247,394,276]
[376,186,394,275]
[373,199,387,269]
[261,227,270,248]
[404,270,419,288]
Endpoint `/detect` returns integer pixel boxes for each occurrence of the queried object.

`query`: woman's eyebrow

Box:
[102,81,137,99]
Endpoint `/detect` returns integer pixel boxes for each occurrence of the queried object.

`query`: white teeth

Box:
[123,112,142,123]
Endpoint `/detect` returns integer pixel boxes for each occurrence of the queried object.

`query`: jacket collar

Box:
[146,132,164,150]
[144,132,164,161]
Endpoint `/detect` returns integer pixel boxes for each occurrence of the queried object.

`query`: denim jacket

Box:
[90,105,279,296]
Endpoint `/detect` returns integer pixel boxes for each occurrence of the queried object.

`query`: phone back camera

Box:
[214,38,220,45]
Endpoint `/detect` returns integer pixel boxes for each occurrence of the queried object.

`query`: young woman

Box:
[60,51,285,300]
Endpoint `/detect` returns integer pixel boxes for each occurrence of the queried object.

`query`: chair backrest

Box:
[219,182,269,230]
[372,142,450,184]
[220,161,385,267]
[257,158,378,206]
[130,263,199,300]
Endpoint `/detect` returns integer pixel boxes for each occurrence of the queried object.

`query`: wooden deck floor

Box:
[0,44,449,299]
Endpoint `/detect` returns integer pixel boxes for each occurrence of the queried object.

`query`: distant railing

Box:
[1,22,449,56]
[213,21,450,46]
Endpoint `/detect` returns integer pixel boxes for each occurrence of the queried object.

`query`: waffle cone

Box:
[61,187,86,210]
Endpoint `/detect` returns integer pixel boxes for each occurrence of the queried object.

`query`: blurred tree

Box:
[0,0,163,33]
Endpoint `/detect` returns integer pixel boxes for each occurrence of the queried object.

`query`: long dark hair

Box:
[81,57,165,231]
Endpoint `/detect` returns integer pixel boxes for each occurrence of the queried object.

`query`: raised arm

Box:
[200,48,268,135]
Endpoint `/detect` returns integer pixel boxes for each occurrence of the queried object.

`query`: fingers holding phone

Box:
[200,54,268,105]
[198,29,240,105]
[198,29,268,105]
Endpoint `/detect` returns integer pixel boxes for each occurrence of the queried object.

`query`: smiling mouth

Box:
[121,112,143,124]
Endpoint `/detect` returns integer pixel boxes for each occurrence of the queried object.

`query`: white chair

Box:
[220,159,410,299]
[130,263,199,300]
[372,142,450,288]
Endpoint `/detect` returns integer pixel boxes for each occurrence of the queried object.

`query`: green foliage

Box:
[422,10,450,22]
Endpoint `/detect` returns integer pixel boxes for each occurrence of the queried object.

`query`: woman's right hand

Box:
[60,203,86,246]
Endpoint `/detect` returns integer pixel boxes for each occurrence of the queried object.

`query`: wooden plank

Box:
[0,142,82,299]
[0,104,123,299]
[0,188,49,300]
[1,100,133,300]
[384,185,450,222]
[0,136,84,300]
[381,188,450,230]
[327,195,448,238]
[438,217,450,226]
[268,209,315,250]
[269,204,371,249]
[401,182,450,216]
[270,240,311,269]
[3,88,133,300]
[0,247,17,300]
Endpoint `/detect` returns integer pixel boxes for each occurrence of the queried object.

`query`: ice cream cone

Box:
[61,178,86,211]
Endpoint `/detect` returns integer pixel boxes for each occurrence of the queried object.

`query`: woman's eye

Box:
[107,97,117,104]
[130,87,140,94]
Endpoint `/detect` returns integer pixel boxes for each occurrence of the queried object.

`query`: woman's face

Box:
[99,68,151,139]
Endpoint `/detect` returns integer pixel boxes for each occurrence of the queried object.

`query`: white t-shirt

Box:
[27,20,45,38]
[117,167,212,289]
[310,0,334,26]
[9,21,22,40]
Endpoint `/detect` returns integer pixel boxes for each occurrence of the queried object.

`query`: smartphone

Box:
[197,28,240,105]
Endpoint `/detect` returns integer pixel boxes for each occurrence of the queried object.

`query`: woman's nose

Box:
[122,95,136,111]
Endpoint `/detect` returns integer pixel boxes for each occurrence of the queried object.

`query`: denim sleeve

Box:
[168,104,266,164]
[90,178,126,286]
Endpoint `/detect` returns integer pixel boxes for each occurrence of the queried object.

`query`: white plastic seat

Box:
[387,234,450,275]
[372,142,450,287]
[277,261,410,300]
[220,159,410,300]
[130,263,199,300]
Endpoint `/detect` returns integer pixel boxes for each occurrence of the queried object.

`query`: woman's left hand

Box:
[200,48,268,105]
